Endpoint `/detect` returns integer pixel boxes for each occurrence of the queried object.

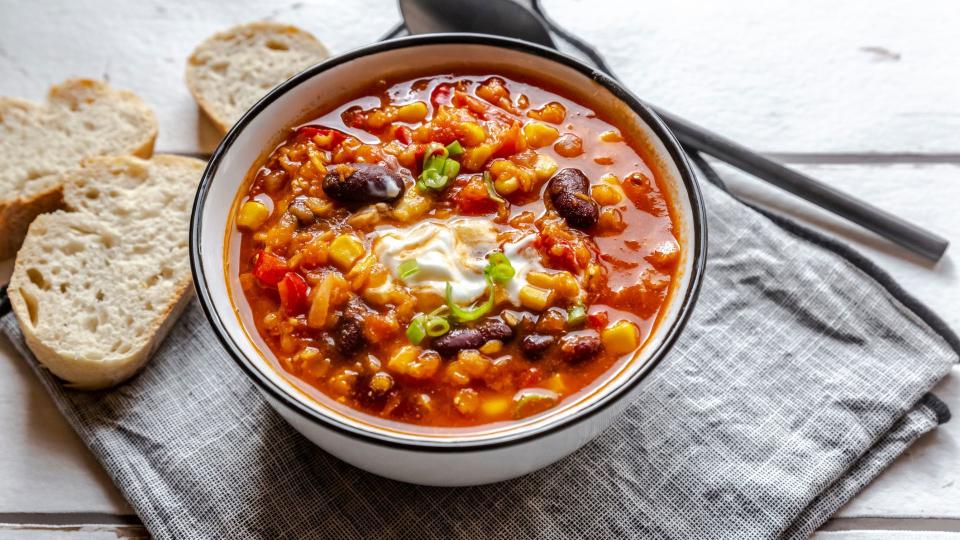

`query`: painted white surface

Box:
[0,0,958,536]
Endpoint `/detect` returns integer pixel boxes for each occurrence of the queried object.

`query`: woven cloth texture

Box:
[2,178,957,540]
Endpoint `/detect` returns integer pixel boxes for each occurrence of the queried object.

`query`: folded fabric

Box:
[2,168,957,540]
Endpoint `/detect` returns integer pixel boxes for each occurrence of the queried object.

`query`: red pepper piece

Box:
[587,311,609,331]
[278,272,309,315]
[252,250,288,287]
[395,125,412,145]
[430,82,454,108]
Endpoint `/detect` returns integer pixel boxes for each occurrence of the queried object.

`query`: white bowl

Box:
[190,34,706,486]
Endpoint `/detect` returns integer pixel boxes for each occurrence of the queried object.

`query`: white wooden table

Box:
[1,0,958,537]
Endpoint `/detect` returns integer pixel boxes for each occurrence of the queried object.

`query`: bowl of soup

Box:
[191,34,706,485]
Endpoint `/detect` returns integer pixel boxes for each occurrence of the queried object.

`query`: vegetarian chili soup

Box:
[230,74,681,427]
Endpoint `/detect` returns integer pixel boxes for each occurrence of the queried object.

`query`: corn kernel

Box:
[526,271,580,299]
[519,285,554,311]
[391,187,432,222]
[236,200,270,230]
[479,340,503,355]
[388,346,440,379]
[462,143,496,171]
[601,320,640,355]
[329,234,365,270]
[454,388,480,416]
[369,371,395,393]
[523,121,560,148]
[494,175,521,195]
[542,373,567,394]
[328,369,358,396]
[480,396,510,417]
[533,154,558,181]
[527,101,566,124]
[459,122,487,146]
[592,184,622,206]
[397,101,428,123]
[599,130,624,142]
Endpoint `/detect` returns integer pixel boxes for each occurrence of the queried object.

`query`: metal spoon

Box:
[397,0,949,262]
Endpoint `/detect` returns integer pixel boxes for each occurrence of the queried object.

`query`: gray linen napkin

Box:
[2,171,957,540]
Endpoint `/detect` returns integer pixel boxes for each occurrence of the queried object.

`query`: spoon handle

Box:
[656,109,949,260]
[530,0,948,261]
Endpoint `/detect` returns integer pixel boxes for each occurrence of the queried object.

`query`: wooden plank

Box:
[1,0,959,155]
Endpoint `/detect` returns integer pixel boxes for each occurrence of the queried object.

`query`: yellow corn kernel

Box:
[599,130,624,142]
[592,184,622,206]
[519,285,554,311]
[397,101,428,123]
[236,200,270,230]
[388,346,440,379]
[459,122,487,146]
[533,154,558,181]
[369,371,395,393]
[479,340,503,355]
[526,271,579,299]
[462,143,497,171]
[329,234,365,270]
[453,388,480,416]
[523,121,560,148]
[328,369,359,396]
[542,373,567,394]
[597,208,627,233]
[601,320,640,355]
[457,349,492,376]
[480,396,510,417]
[391,187,432,222]
[494,175,521,195]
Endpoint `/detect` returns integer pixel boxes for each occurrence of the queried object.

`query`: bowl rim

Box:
[190,33,707,452]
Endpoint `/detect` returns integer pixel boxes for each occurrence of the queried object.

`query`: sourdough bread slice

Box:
[0,79,157,259]
[8,155,204,389]
[186,21,329,133]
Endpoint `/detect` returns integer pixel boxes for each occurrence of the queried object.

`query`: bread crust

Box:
[185,21,329,132]
[0,79,157,259]
[8,155,202,390]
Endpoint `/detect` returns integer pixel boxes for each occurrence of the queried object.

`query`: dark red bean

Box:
[322,163,406,205]
[559,334,603,363]
[433,319,514,357]
[547,168,599,229]
[334,302,367,356]
[520,334,556,360]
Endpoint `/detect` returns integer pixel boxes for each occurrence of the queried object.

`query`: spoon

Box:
[397,0,949,262]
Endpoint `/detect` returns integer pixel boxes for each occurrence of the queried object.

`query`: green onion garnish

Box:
[398,259,420,280]
[484,252,515,283]
[445,140,464,156]
[445,279,495,323]
[406,316,427,345]
[483,171,505,203]
[567,304,587,326]
[424,316,451,337]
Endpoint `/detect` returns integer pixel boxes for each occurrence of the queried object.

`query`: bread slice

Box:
[8,155,204,389]
[186,22,329,133]
[0,79,157,260]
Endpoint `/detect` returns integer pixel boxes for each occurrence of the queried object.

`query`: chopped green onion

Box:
[398,259,420,280]
[567,304,587,326]
[424,316,451,337]
[484,252,515,283]
[483,171,505,203]
[406,316,427,345]
[445,279,495,323]
[442,158,460,179]
[445,140,464,156]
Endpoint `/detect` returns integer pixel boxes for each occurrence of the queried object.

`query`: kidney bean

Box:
[559,334,603,363]
[520,334,556,360]
[322,163,406,205]
[547,168,599,229]
[433,319,514,357]
[334,302,367,356]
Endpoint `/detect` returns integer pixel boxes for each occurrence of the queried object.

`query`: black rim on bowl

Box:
[190,33,708,452]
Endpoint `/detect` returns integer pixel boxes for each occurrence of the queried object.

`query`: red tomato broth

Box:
[229,73,682,428]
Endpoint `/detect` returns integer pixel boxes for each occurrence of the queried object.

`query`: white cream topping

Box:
[371,217,548,305]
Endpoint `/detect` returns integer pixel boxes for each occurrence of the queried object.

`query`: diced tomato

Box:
[451,91,489,116]
[517,367,542,388]
[455,177,498,215]
[491,124,524,159]
[278,272,309,315]
[587,311,609,331]
[430,83,454,108]
[536,234,581,273]
[395,125,412,145]
[252,250,288,287]
[294,125,344,149]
